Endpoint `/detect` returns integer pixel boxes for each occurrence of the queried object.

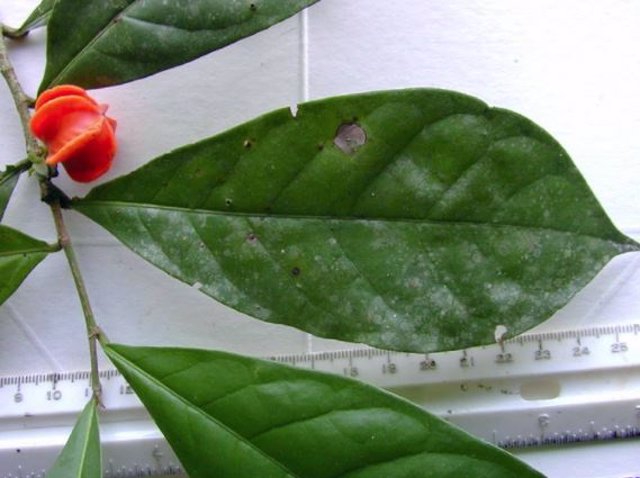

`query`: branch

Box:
[49,197,107,405]
[1,23,106,406]
[0,24,41,157]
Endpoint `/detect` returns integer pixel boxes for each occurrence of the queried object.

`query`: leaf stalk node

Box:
[40,179,72,208]
[1,24,28,40]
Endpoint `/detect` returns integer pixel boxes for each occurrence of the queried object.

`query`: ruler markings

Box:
[1,322,639,388]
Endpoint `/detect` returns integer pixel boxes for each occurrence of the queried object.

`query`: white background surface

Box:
[1,1,639,476]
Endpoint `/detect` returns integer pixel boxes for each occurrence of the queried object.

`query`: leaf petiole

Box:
[0,24,28,40]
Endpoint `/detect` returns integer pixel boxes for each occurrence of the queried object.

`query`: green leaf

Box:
[39,0,320,91]
[74,89,640,353]
[47,399,101,478]
[0,161,30,221]
[13,0,56,36]
[105,343,544,478]
[0,164,25,221]
[0,225,55,306]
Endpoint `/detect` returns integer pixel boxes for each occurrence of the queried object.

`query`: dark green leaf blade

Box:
[105,343,544,478]
[40,0,319,91]
[14,0,56,36]
[74,89,640,353]
[47,399,101,478]
[0,161,29,221]
[0,225,55,306]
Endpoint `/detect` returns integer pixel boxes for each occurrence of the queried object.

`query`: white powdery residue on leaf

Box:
[424,283,468,319]
[389,156,446,202]
[486,281,524,312]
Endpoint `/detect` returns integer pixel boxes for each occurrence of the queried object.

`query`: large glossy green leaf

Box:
[48,399,101,478]
[75,89,640,353]
[105,343,544,478]
[13,0,56,36]
[39,0,319,91]
[0,225,55,306]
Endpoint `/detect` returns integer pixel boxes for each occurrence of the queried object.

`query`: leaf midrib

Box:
[0,247,51,258]
[76,199,639,249]
[0,170,19,188]
[106,346,300,478]
[75,404,96,478]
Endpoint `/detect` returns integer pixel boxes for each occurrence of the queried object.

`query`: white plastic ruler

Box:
[1,322,639,477]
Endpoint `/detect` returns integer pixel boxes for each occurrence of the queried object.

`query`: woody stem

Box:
[0,24,40,157]
[1,24,105,406]
[49,197,105,405]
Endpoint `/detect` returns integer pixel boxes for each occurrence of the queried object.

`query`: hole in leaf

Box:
[291,266,301,277]
[334,123,366,154]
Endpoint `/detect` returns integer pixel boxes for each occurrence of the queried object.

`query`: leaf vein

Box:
[184,213,252,305]
[135,209,184,277]
[330,229,403,320]
[419,245,473,321]
[425,149,490,218]
[123,14,219,34]
[349,113,450,213]
[248,407,367,441]
[267,146,327,210]
[244,217,356,328]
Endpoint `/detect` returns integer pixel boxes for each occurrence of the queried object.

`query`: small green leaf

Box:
[39,0,319,91]
[0,161,30,221]
[0,164,25,221]
[47,399,101,478]
[0,225,55,306]
[105,343,543,478]
[13,0,56,36]
[75,89,640,353]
